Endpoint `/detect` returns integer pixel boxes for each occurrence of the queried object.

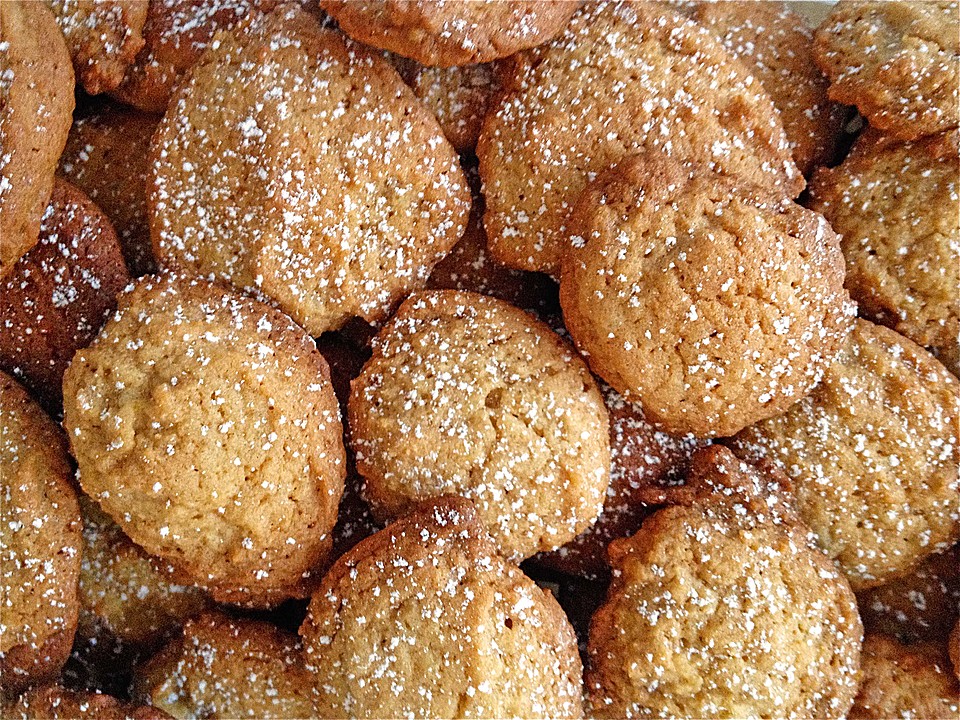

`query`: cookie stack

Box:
[1,2,958,718]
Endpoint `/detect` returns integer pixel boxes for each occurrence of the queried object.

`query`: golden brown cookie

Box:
[0,0,75,278]
[814,1,959,141]
[58,104,161,276]
[560,152,853,438]
[0,178,130,415]
[348,290,610,561]
[49,0,148,95]
[300,498,585,718]
[132,611,316,719]
[148,4,470,336]
[850,635,960,720]
[62,272,346,606]
[689,0,847,175]
[808,129,960,362]
[321,0,578,66]
[4,684,169,720]
[478,1,803,275]
[731,319,960,591]
[858,545,960,645]
[586,446,863,719]
[0,372,82,695]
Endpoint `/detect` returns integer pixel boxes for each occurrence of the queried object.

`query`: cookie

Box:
[532,382,703,579]
[586,446,863,719]
[149,4,470,336]
[132,611,315,719]
[478,0,803,275]
[321,0,578,67]
[731,319,960,590]
[300,498,585,718]
[349,290,610,561]
[0,0,75,278]
[58,105,161,276]
[688,0,847,175]
[560,152,853,438]
[49,0,148,95]
[814,1,959,141]
[0,178,130,415]
[858,545,960,645]
[850,634,960,720]
[61,272,346,606]
[808,129,960,362]
[0,372,82,695]
[4,685,169,720]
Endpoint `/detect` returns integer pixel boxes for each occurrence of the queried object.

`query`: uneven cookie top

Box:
[149,4,470,336]
[808,129,960,355]
[133,611,316,719]
[560,153,853,438]
[300,498,584,719]
[731,319,960,591]
[349,290,610,561]
[4,684,170,720]
[478,0,803,275]
[587,446,863,719]
[61,272,345,604]
[321,0,578,66]
[814,1,960,141]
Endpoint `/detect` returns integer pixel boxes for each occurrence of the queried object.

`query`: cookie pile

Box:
[1,2,958,718]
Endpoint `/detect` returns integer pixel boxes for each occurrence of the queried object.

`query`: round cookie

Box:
[560,152,853,438]
[133,611,316,719]
[348,290,610,561]
[850,634,960,720]
[300,498,585,718]
[478,0,803,275]
[0,178,130,415]
[4,685,169,720]
[0,0,75,278]
[731,319,960,590]
[61,272,346,606]
[808,129,960,362]
[586,446,863,719]
[58,105,161,276]
[321,0,578,67]
[49,0,148,95]
[0,372,83,695]
[814,1,959,141]
[148,4,470,336]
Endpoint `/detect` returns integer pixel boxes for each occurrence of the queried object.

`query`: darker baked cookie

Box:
[560,153,852,437]
[0,179,129,415]
[300,498,585,718]
[0,372,83,695]
[587,446,862,719]
[4,685,169,720]
[479,1,802,275]
[321,0,578,66]
[814,1,959,141]
[952,620,960,681]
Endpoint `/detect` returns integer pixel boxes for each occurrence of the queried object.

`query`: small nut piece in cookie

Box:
[62,272,346,606]
[300,498,585,718]
[349,290,610,561]
[561,153,853,438]
[587,446,863,719]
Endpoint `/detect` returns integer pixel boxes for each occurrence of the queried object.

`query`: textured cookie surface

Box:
[0,372,82,694]
[149,4,470,335]
[321,0,578,66]
[300,499,585,719]
[479,0,802,274]
[0,0,74,278]
[62,272,345,605]
[561,153,852,438]
[808,129,959,359]
[814,1,959,141]
[587,446,863,719]
[349,290,610,561]
[4,684,169,720]
[0,179,130,414]
[731,320,960,590]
